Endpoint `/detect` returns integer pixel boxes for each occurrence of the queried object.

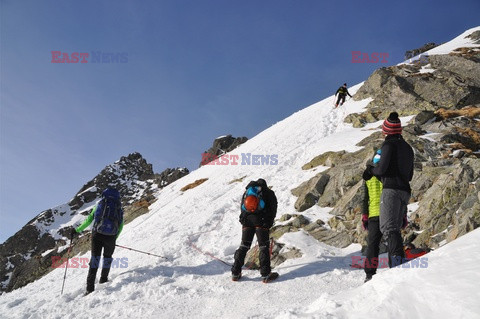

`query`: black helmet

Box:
[256,178,267,187]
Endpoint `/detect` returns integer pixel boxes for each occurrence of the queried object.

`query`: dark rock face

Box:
[0,152,188,293]
[405,43,438,60]
[69,152,156,211]
[200,135,248,166]
[155,167,189,188]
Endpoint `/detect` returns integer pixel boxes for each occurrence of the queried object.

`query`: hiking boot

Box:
[231,273,242,282]
[84,289,94,296]
[262,272,279,283]
[364,274,373,283]
[99,277,108,284]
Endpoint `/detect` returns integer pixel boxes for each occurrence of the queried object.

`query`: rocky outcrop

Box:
[291,145,381,213]
[347,34,480,128]
[405,43,439,60]
[155,167,189,188]
[289,105,479,254]
[200,135,248,166]
[0,152,188,293]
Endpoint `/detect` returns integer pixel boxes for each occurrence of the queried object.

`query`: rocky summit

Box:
[0,152,188,293]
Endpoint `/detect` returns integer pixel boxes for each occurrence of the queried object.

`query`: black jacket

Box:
[335,86,352,97]
[240,180,278,228]
[372,135,414,193]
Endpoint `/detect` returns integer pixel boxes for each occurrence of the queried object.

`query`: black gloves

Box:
[362,164,374,181]
[262,223,273,229]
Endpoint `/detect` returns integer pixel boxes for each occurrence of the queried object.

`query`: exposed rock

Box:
[279,214,293,222]
[293,146,381,213]
[415,110,437,125]
[303,219,325,232]
[412,159,480,248]
[0,152,187,293]
[245,241,302,270]
[289,102,479,254]
[291,215,310,228]
[307,226,353,248]
[292,174,330,211]
[350,55,480,127]
[155,167,189,188]
[200,135,248,166]
[271,244,303,268]
[270,214,310,240]
[302,151,346,170]
[180,178,209,192]
[270,225,294,240]
[466,30,480,43]
[405,43,439,60]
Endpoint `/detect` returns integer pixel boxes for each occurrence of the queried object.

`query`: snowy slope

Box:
[1,27,479,319]
[277,228,480,319]
[401,26,480,65]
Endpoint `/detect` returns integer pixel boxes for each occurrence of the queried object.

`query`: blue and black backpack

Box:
[93,188,123,236]
[241,184,266,214]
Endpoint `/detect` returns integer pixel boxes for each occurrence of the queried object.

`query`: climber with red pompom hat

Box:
[366,111,414,268]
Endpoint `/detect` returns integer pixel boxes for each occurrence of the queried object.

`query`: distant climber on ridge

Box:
[334,83,352,108]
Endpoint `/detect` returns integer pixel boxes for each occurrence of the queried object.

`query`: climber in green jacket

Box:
[75,205,124,236]
[361,149,383,283]
[73,188,124,295]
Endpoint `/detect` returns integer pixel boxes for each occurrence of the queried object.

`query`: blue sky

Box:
[1,0,479,243]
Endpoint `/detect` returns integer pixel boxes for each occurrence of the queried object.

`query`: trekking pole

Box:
[115,244,168,259]
[61,232,74,295]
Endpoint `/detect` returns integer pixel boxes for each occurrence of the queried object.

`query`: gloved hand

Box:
[262,222,273,229]
[402,215,409,229]
[362,164,374,181]
[361,214,369,230]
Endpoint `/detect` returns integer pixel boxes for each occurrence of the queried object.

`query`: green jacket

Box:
[75,205,124,238]
[363,176,383,218]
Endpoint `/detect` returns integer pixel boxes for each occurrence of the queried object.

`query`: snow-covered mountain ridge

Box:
[0,153,188,293]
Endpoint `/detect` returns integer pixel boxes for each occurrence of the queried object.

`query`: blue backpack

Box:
[93,188,123,236]
[241,185,266,214]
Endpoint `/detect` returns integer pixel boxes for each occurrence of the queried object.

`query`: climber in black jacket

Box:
[231,178,278,283]
[366,112,414,267]
[335,83,352,107]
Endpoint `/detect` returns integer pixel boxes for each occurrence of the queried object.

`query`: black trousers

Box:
[232,227,271,277]
[336,94,346,106]
[86,232,116,292]
[387,231,406,267]
[365,217,382,276]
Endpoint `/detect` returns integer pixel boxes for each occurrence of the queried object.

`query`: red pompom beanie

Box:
[382,112,402,135]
